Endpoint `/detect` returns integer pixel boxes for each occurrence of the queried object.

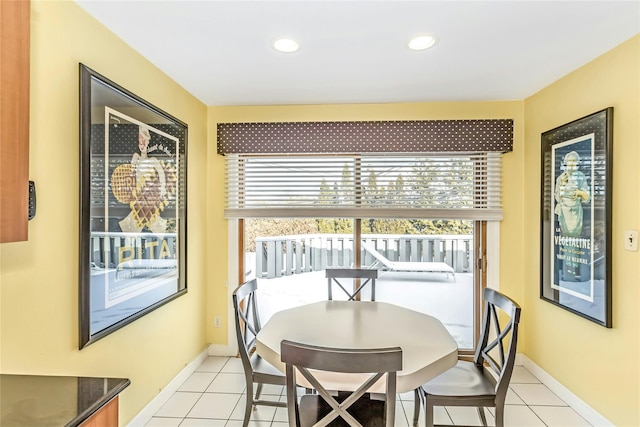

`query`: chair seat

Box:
[251,354,286,385]
[422,360,495,399]
[299,393,387,427]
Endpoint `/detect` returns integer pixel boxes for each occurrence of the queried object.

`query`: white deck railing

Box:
[90,232,177,270]
[255,234,472,279]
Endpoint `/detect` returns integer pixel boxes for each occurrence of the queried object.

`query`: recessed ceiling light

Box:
[272,38,300,53]
[407,34,438,51]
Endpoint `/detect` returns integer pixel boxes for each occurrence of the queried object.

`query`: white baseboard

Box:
[127,348,209,427]
[208,343,236,357]
[516,354,613,427]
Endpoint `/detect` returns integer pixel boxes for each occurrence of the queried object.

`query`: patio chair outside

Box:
[361,241,455,281]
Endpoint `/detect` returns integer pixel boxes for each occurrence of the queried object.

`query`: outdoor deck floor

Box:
[255,269,474,349]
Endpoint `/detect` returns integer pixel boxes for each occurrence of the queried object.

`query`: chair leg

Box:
[243,382,253,427]
[424,397,434,427]
[477,406,488,426]
[413,388,422,427]
[494,405,504,427]
[254,382,263,401]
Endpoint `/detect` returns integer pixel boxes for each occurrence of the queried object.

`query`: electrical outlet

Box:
[625,230,638,251]
[214,316,222,328]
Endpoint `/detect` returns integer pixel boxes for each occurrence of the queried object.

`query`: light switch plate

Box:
[624,230,638,251]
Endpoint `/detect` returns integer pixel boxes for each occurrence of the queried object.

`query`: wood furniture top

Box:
[256,300,458,394]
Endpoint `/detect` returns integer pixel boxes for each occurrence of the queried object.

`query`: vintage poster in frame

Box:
[79,64,188,348]
[540,107,612,327]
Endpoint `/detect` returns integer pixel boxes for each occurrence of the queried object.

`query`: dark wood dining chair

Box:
[281,339,402,427]
[232,279,286,427]
[326,268,378,301]
[413,288,522,427]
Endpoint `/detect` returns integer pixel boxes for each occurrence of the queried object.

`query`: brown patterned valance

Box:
[217,119,513,155]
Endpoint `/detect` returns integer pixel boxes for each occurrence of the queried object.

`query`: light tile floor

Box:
[145,356,592,427]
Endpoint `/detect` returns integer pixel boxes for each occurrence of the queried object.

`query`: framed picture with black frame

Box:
[540,107,612,327]
[79,64,188,348]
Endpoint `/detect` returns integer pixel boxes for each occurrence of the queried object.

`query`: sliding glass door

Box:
[242,217,480,350]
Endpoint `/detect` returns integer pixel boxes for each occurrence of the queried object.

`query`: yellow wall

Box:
[523,35,640,425]
[2,2,637,425]
[0,2,209,424]
[208,102,526,346]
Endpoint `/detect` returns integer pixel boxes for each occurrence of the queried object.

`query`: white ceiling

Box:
[75,1,640,107]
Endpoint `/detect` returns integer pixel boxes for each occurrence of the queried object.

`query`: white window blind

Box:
[225,153,503,220]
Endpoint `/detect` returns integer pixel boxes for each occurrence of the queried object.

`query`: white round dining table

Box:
[256,300,458,394]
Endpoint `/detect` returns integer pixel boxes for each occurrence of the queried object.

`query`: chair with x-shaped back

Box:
[326,268,378,301]
[282,339,402,427]
[413,287,522,427]
[232,279,286,427]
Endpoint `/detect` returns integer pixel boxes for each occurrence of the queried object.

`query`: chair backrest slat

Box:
[282,341,402,373]
[282,340,402,427]
[474,288,522,400]
[233,279,262,363]
[326,268,378,301]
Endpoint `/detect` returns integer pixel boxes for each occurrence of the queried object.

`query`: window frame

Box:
[228,218,498,354]
[224,150,503,354]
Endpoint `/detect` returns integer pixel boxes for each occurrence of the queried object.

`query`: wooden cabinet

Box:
[80,396,120,427]
[0,0,30,243]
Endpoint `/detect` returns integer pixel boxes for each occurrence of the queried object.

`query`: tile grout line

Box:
[147,359,592,427]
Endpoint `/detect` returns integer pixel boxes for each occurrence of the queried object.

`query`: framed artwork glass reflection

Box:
[79,64,188,348]
[540,108,612,327]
